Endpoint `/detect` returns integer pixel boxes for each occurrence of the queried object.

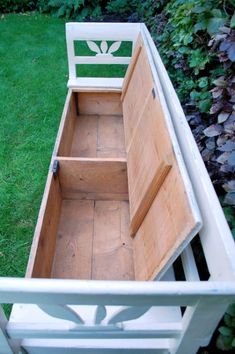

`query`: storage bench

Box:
[0,23,235,354]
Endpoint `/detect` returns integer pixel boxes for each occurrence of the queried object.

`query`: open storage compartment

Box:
[26,86,202,281]
[57,92,126,158]
[26,157,134,280]
[26,33,203,283]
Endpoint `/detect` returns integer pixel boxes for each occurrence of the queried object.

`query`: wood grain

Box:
[57,92,77,156]
[130,160,172,237]
[70,115,98,157]
[133,163,195,281]
[127,92,173,234]
[50,200,134,280]
[58,158,128,200]
[26,173,62,278]
[69,114,126,158]
[52,200,94,279]
[78,92,122,115]
[121,44,142,102]
[92,201,134,280]
[97,115,126,158]
[122,47,154,148]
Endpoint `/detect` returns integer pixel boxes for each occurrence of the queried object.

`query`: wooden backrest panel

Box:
[122,38,201,280]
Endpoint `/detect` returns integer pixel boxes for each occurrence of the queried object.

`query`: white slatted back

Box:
[66,22,141,89]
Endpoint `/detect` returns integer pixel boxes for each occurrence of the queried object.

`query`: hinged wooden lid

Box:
[122,36,202,280]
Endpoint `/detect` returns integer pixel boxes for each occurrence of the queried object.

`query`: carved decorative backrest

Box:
[66,22,141,88]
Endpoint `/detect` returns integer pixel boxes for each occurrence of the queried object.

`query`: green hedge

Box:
[0,0,37,12]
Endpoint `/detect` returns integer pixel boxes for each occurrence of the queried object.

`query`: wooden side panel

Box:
[92,201,134,280]
[133,163,196,281]
[52,200,94,279]
[78,92,122,115]
[57,93,77,156]
[58,158,128,200]
[26,174,62,278]
[122,47,153,148]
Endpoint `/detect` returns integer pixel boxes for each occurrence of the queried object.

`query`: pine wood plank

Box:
[97,115,126,158]
[52,200,94,279]
[78,92,122,115]
[70,115,98,157]
[57,92,77,156]
[70,114,126,158]
[122,47,154,148]
[58,158,128,200]
[121,44,142,102]
[133,163,195,281]
[130,160,172,237]
[92,201,134,280]
[127,91,173,236]
[26,174,62,278]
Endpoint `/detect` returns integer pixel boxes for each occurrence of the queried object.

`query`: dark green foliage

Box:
[142,0,235,210]
[0,0,37,12]
[38,0,103,21]
[216,304,235,351]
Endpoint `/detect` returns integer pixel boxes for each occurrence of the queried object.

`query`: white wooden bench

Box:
[0,23,235,354]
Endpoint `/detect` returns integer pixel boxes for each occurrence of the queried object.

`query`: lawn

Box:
[0,13,68,277]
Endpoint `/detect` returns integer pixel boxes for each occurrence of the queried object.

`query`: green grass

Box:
[0,13,129,279]
[0,13,68,277]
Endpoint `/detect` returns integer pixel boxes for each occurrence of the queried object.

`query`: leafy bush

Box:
[0,0,37,12]
[217,304,235,351]
[141,0,235,212]
[38,0,103,20]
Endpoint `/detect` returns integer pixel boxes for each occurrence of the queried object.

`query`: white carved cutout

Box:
[86,40,122,56]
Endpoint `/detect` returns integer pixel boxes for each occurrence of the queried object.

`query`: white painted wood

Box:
[170,298,229,354]
[21,338,170,354]
[7,324,181,340]
[67,78,123,89]
[73,56,131,65]
[141,23,235,281]
[0,306,16,354]
[66,23,140,88]
[1,278,235,306]
[181,245,200,281]
[66,23,141,42]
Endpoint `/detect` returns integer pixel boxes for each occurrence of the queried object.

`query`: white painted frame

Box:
[66,22,141,89]
[1,23,235,354]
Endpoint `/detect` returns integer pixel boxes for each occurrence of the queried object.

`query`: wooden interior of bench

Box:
[57,92,126,158]
[26,47,201,281]
[26,92,135,280]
